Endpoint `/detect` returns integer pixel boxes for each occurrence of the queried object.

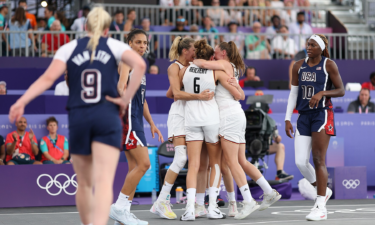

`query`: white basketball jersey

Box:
[168,61,186,116]
[215,63,242,116]
[183,63,219,126]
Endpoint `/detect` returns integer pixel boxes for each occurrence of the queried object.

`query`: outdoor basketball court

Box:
[0,200,374,225]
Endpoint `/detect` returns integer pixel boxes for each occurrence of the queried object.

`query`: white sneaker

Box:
[228,201,238,217]
[207,205,226,219]
[150,197,177,219]
[234,200,260,220]
[180,202,195,221]
[130,213,148,225]
[259,189,282,211]
[325,187,332,204]
[195,203,207,218]
[306,204,327,221]
[109,204,138,225]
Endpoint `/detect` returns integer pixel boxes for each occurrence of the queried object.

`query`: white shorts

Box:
[185,123,220,144]
[219,112,246,144]
[167,114,186,142]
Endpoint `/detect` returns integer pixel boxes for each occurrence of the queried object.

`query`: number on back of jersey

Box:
[81,69,102,103]
[194,77,200,93]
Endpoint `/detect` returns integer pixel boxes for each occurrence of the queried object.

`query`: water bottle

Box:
[152,188,157,203]
[175,186,183,204]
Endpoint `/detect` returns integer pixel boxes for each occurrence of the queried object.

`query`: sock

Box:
[81,223,92,225]
[115,193,129,209]
[277,170,283,175]
[256,176,273,195]
[239,184,253,203]
[205,188,209,196]
[208,187,218,209]
[124,200,132,212]
[227,192,236,202]
[159,181,173,201]
[316,195,325,207]
[186,188,196,209]
[196,193,205,206]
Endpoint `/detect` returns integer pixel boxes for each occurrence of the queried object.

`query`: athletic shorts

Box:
[69,102,122,155]
[167,114,186,142]
[296,108,336,136]
[219,112,246,144]
[124,130,147,150]
[185,123,220,144]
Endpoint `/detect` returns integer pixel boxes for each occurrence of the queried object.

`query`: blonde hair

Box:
[169,36,195,62]
[86,7,112,62]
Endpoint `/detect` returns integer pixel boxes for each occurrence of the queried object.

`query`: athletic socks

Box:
[256,176,273,195]
[196,193,205,206]
[115,192,130,209]
[205,188,209,196]
[239,184,253,203]
[208,187,219,209]
[227,191,236,202]
[158,181,173,201]
[186,188,196,208]
[316,195,325,207]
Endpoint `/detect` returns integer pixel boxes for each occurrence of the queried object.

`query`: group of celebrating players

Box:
[8,6,345,225]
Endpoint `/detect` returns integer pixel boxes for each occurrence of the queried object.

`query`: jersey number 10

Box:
[301,85,315,99]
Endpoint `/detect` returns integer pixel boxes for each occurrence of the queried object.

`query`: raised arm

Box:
[118,62,130,96]
[193,59,233,77]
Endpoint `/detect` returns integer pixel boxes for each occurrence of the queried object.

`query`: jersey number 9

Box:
[81,69,102,103]
[194,77,200,94]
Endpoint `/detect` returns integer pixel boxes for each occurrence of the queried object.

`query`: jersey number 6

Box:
[194,77,200,94]
[81,69,102,103]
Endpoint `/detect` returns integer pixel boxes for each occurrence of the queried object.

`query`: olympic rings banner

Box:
[0,163,128,208]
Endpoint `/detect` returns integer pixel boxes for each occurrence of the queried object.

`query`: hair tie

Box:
[309,35,325,51]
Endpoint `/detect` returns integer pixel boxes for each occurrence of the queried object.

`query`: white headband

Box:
[309,35,325,51]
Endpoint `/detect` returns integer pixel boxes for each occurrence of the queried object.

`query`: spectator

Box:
[272,25,297,59]
[289,12,313,51]
[265,15,281,40]
[280,0,297,27]
[141,18,158,52]
[188,0,204,24]
[160,0,174,6]
[245,22,270,59]
[5,117,41,165]
[109,10,125,41]
[199,16,219,44]
[225,0,242,26]
[361,72,375,90]
[239,67,261,87]
[0,3,9,55]
[37,18,46,31]
[270,0,284,16]
[245,0,262,26]
[149,65,159,75]
[70,6,90,39]
[347,89,375,113]
[41,20,69,57]
[55,11,68,31]
[8,7,36,57]
[223,21,245,58]
[170,16,189,41]
[0,81,6,94]
[55,71,69,95]
[18,0,36,30]
[0,134,4,165]
[206,0,226,26]
[44,5,55,30]
[187,24,201,41]
[40,117,70,164]
[164,0,187,26]
[124,8,136,32]
[263,0,277,26]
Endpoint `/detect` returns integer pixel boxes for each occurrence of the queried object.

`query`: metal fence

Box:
[0,31,374,60]
[94,4,354,28]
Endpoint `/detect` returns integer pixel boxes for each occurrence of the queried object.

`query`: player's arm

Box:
[166,86,174,99]
[309,59,345,109]
[143,99,164,142]
[227,77,245,100]
[118,62,130,96]
[193,59,233,77]
[216,71,242,101]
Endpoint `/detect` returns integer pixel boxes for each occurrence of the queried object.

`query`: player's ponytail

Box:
[169,36,195,62]
[219,41,245,77]
[317,34,330,58]
[86,7,111,63]
[194,39,214,60]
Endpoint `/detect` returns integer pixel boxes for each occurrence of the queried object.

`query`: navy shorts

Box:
[296,108,336,136]
[69,102,122,155]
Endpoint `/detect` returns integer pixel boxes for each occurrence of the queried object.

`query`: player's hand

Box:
[150,124,164,143]
[198,89,214,101]
[29,128,35,140]
[105,95,129,117]
[228,77,240,88]
[285,120,294,139]
[309,92,323,109]
[9,100,25,124]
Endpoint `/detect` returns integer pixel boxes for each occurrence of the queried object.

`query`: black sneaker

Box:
[276,170,294,181]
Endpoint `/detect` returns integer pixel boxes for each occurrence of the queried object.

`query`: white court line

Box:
[1,204,374,216]
[220,217,372,225]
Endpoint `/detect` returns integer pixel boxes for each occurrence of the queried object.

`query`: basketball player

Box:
[285,34,345,221]
[9,7,146,225]
[150,36,214,219]
[194,41,281,219]
[110,29,163,225]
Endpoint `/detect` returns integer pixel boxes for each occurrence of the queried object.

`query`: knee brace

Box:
[169,145,187,173]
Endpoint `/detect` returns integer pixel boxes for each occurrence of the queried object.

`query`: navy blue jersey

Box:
[296,56,333,113]
[128,72,146,132]
[54,36,131,110]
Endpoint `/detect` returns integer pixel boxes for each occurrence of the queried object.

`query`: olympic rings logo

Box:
[37,174,78,196]
[342,179,360,189]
